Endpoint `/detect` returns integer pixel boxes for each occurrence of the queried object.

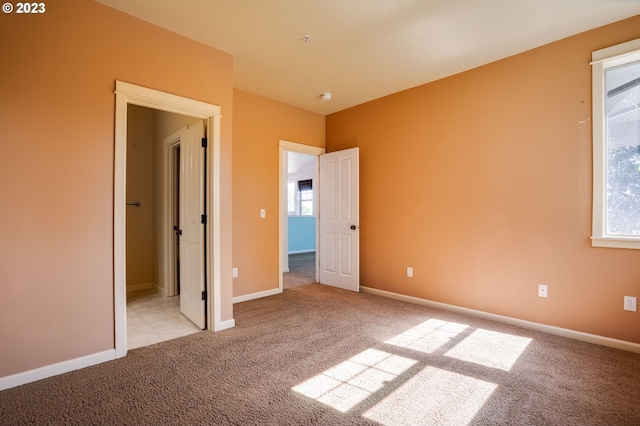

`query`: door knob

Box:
[350,225,357,230]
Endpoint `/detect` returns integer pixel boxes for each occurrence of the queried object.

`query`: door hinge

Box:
[201,214,207,224]
[201,290,207,301]
[201,137,208,148]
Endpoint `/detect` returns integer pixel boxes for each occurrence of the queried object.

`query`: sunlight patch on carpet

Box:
[363,366,497,426]
[445,328,532,371]
[292,349,417,413]
[385,319,469,354]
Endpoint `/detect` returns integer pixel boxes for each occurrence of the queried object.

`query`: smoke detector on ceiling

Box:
[321,93,332,101]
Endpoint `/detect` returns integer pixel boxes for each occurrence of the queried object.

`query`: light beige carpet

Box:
[1,283,639,425]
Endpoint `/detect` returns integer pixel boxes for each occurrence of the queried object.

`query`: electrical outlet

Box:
[624,296,637,312]
[538,284,548,298]
[232,268,238,278]
[406,267,413,277]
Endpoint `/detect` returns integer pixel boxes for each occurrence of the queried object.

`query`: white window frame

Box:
[300,187,314,216]
[287,179,315,216]
[591,38,640,249]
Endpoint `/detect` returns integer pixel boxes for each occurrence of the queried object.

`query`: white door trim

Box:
[278,140,325,291]
[114,81,222,358]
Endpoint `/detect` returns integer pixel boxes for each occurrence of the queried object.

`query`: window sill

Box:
[591,236,640,250]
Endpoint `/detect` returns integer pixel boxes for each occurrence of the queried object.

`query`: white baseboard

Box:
[0,349,116,391]
[233,287,282,304]
[282,268,290,273]
[126,282,154,293]
[361,286,640,354]
[9,286,634,392]
[214,318,236,332]
[288,249,316,254]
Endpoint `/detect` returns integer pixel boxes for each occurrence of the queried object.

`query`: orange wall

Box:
[327,16,640,344]
[232,90,325,297]
[0,0,233,377]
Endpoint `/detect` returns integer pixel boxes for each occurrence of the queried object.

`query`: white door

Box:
[319,147,359,292]
[179,121,206,329]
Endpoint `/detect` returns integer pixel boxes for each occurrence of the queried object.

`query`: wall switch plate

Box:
[538,284,548,298]
[260,209,266,218]
[232,268,238,278]
[624,296,637,312]
[407,267,413,277]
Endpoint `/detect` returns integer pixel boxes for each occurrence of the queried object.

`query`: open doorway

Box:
[279,141,325,291]
[279,141,361,294]
[114,81,226,359]
[284,151,317,289]
[125,104,203,349]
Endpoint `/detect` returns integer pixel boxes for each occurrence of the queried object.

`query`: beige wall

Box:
[232,90,325,297]
[126,105,154,289]
[0,0,234,377]
[327,15,640,344]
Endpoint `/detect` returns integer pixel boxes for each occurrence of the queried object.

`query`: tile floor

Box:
[127,289,201,350]
[127,256,314,351]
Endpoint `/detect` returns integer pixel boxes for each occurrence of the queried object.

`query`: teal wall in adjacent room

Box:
[288,216,316,253]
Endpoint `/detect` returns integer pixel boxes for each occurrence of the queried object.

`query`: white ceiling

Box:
[288,151,316,175]
[96,0,640,115]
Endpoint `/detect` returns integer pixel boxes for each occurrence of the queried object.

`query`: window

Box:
[300,189,313,215]
[299,179,313,216]
[591,38,640,249]
[287,179,314,216]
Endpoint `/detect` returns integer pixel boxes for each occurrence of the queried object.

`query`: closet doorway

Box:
[125,105,204,349]
[114,81,224,358]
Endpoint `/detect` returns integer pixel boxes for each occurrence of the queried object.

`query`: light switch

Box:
[260,209,266,218]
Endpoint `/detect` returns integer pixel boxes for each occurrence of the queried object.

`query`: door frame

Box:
[114,81,222,358]
[278,140,325,291]
[162,127,186,298]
